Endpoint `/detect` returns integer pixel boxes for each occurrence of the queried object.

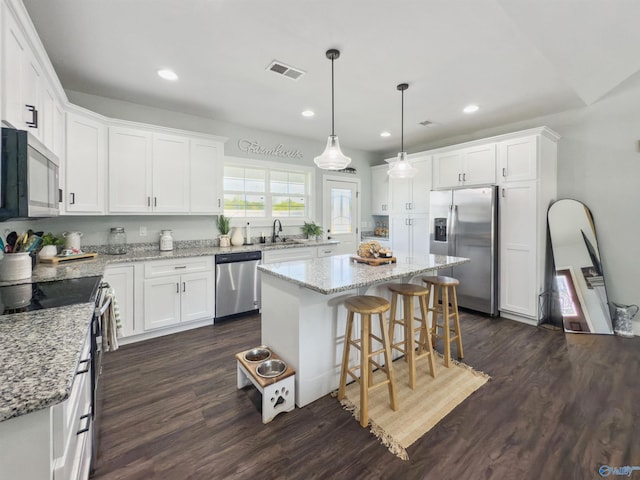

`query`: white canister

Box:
[63,231,83,251]
[160,230,174,251]
[0,253,32,281]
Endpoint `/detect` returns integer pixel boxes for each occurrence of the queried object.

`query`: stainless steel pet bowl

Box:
[244,347,271,363]
[256,359,287,378]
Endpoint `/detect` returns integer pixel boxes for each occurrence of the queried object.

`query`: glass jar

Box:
[160,230,174,251]
[108,227,127,255]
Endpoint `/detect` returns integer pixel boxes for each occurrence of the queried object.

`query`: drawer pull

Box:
[174,266,187,269]
[76,358,90,375]
[77,413,91,435]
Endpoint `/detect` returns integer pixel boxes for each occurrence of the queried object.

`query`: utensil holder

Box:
[0,253,32,281]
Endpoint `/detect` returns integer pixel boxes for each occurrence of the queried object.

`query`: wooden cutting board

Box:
[350,255,396,266]
[39,252,98,264]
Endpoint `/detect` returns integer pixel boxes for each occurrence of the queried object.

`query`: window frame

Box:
[222,156,315,226]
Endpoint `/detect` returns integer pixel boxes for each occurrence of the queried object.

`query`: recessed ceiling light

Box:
[301,110,315,117]
[380,131,391,137]
[463,104,479,114]
[157,68,178,81]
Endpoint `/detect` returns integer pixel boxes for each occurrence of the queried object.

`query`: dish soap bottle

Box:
[159,230,174,251]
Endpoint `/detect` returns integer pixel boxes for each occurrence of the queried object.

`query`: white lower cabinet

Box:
[103,264,136,337]
[0,332,92,480]
[262,246,314,264]
[499,181,538,317]
[142,257,214,331]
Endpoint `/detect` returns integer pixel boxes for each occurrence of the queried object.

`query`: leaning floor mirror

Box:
[547,199,613,334]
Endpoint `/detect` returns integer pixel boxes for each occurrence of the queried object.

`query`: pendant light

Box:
[314,49,352,170]
[387,83,417,178]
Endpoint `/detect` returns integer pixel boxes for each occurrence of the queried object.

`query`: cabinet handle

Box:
[176,283,180,293]
[70,192,75,205]
[154,197,157,207]
[502,167,507,177]
[458,173,462,182]
[147,196,151,207]
[182,282,186,292]
[409,202,413,210]
[409,218,413,226]
[324,250,331,254]
[218,198,221,208]
[25,105,38,128]
[77,413,91,435]
[174,265,187,269]
[462,173,466,181]
[76,358,90,375]
[501,188,505,197]
[58,189,63,203]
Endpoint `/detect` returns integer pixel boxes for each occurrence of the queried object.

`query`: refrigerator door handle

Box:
[449,204,458,256]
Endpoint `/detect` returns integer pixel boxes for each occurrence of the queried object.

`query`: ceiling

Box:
[22,0,640,156]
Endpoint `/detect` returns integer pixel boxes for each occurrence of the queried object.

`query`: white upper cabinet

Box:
[189,138,223,214]
[109,127,223,214]
[1,3,63,152]
[498,135,537,183]
[65,109,106,214]
[370,164,390,214]
[152,133,190,213]
[108,126,152,213]
[390,155,431,214]
[2,6,28,131]
[433,143,496,189]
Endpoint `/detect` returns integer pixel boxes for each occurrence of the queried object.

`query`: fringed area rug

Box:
[334,354,490,460]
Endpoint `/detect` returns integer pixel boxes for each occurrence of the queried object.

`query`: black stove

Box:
[0,276,102,315]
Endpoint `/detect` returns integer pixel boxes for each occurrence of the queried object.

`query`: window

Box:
[223,160,312,219]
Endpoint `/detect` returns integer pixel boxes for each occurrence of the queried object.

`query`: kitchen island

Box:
[258,253,469,407]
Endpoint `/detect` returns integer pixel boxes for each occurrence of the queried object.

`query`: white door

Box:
[323,177,359,256]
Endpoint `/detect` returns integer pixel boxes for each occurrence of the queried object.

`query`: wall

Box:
[387,74,640,330]
[1,91,377,245]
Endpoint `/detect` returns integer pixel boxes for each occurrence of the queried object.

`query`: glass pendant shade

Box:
[387,82,417,178]
[314,135,351,170]
[387,151,417,178]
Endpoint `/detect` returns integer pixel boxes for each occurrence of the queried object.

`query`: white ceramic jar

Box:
[159,230,174,251]
[0,253,32,281]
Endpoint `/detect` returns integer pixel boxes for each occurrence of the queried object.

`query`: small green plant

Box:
[41,232,64,246]
[216,215,230,235]
[301,221,323,238]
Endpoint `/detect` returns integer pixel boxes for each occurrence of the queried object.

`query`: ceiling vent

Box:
[419,120,437,127]
[267,60,305,80]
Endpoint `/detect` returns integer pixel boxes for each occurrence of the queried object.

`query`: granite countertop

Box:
[0,238,338,423]
[0,303,95,422]
[258,253,470,295]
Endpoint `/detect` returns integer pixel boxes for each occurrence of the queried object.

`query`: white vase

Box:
[231,227,244,246]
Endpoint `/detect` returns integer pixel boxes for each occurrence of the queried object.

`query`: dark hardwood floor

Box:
[92,312,640,480]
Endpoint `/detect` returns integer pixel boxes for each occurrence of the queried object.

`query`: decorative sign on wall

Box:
[238,138,304,159]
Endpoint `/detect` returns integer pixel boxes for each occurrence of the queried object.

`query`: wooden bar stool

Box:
[387,283,437,389]
[338,295,398,427]
[422,275,464,368]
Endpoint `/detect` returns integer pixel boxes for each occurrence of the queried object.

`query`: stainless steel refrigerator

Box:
[429,186,498,315]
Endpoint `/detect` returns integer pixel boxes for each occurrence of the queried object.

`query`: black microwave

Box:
[1,127,60,221]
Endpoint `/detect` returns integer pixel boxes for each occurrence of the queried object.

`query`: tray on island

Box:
[350,255,396,266]
[39,252,98,264]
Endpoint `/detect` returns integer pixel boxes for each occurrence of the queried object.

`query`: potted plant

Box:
[216,215,231,247]
[301,221,323,240]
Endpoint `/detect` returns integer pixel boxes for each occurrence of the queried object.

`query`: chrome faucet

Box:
[272,219,283,243]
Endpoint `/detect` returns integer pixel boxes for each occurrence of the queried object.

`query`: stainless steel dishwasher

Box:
[215,251,262,320]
